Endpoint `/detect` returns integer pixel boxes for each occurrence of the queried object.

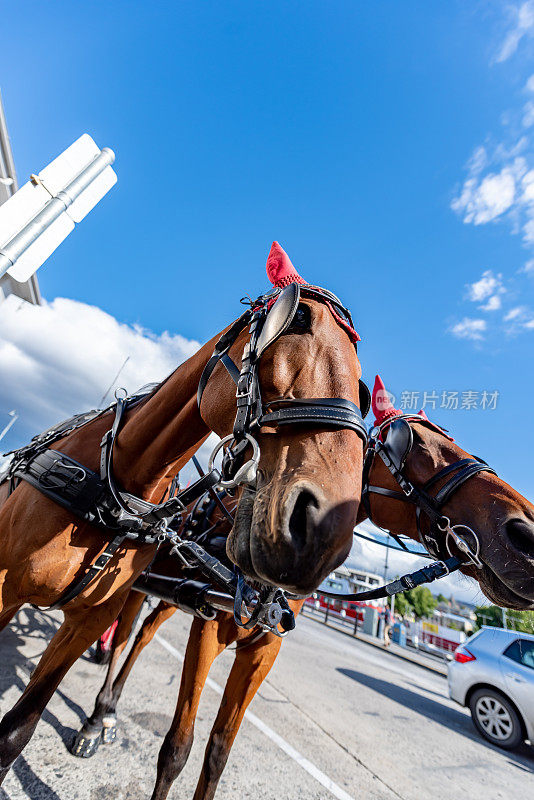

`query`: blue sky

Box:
[1,3,533,599]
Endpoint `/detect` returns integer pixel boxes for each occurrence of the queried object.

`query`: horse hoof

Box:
[101,716,117,745]
[70,729,102,758]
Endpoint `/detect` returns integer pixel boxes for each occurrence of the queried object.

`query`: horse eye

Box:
[287,305,311,333]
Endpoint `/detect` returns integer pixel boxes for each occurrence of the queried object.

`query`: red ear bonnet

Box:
[265,240,361,343]
[266,241,307,287]
[371,375,402,427]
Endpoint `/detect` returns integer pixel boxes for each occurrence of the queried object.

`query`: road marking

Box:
[155,633,357,800]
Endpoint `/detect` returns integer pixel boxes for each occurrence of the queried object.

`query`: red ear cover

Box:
[266,241,307,287]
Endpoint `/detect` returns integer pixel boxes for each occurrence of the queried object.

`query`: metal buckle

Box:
[236,372,253,399]
[208,434,260,489]
[438,516,483,569]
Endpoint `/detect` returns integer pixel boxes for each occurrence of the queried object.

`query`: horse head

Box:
[199,242,367,595]
[360,375,534,609]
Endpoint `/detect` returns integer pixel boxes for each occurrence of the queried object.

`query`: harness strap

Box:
[317,555,461,602]
[192,455,235,526]
[197,310,253,409]
[260,398,367,440]
[100,396,221,523]
[48,531,130,611]
[432,462,495,506]
[14,449,107,523]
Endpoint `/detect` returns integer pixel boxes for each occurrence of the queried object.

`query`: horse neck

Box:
[111,334,219,499]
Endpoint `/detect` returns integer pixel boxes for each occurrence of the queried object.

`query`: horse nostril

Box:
[288,489,319,550]
[506,519,534,559]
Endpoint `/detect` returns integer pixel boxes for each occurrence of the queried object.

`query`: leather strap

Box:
[197,310,252,409]
[318,555,461,602]
[259,398,367,441]
[48,531,129,610]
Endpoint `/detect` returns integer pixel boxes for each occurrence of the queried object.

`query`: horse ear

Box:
[372,374,401,425]
[266,241,306,287]
[416,408,429,420]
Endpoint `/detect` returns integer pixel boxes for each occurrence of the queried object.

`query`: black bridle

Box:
[319,413,497,603]
[197,282,369,488]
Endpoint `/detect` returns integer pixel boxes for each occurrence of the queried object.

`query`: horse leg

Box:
[150,616,231,800]
[0,595,127,783]
[193,635,283,800]
[72,591,148,757]
[101,599,176,737]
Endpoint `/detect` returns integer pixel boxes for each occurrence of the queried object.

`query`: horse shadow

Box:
[337,667,534,773]
[0,756,63,800]
[0,608,92,757]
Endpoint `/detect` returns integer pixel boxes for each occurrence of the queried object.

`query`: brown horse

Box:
[0,242,367,781]
[363,375,534,611]
[73,377,534,800]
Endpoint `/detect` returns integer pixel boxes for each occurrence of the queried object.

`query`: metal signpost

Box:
[0,91,41,304]
[0,130,116,290]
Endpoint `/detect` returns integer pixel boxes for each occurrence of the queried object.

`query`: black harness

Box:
[3,393,223,610]
[319,414,496,603]
[3,282,370,627]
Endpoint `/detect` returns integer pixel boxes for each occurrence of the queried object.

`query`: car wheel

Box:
[469,688,523,750]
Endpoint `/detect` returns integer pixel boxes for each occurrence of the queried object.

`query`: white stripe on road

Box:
[154,633,356,800]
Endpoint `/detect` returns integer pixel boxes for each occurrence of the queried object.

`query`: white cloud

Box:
[522,168,534,202]
[480,294,502,311]
[495,1,534,63]
[450,5,534,343]
[466,270,504,302]
[467,145,488,175]
[523,101,534,127]
[453,145,534,244]
[452,160,523,225]
[0,295,200,451]
[502,304,534,334]
[449,317,487,341]
[504,306,525,320]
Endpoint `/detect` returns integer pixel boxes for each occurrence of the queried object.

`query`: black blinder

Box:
[255,283,301,358]
[384,418,413,471]
[359,379,371,419]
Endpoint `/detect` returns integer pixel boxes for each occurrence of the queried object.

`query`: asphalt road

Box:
[0,606,533,800]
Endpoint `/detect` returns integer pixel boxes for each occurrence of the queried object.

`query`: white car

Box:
[448,626,534,749]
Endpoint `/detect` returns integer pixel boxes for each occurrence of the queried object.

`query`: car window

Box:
[503,639,534,670]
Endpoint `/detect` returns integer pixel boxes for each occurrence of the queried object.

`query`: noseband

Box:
[198,282,370,488]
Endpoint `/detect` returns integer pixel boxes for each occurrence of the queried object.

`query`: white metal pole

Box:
[0,411,18,443]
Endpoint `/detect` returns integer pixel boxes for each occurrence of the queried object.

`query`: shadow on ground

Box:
[338,666,534,773]
[0,608,102,798]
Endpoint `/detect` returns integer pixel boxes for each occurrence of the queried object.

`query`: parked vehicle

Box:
[448,626,534,749]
